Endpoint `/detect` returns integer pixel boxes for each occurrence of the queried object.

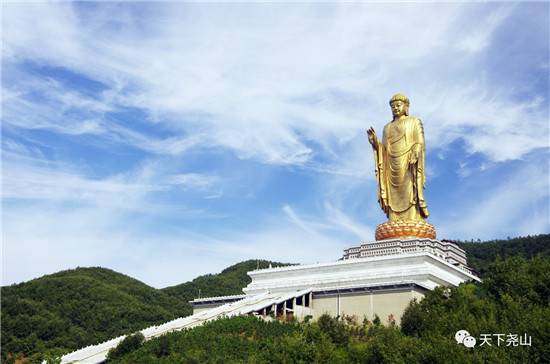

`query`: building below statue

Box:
[191,238,478,325]
[343,237,467,267]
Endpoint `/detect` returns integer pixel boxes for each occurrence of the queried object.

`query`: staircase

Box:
[59,288,313,364]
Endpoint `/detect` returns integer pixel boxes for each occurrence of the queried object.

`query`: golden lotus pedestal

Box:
[375,220,436,241]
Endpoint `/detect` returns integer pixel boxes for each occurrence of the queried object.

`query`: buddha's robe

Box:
[372,116,429,221]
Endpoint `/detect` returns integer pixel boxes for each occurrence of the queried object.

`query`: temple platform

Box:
[194,238,479,324]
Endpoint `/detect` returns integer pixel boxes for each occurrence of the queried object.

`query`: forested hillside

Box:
[1,260,290,363]
[460,234,549,272]
[1,267,188,362]
[1,235,548,363]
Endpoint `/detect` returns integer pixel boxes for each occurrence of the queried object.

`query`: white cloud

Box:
[1,148,223,216]
[168,173,221,189]
[434,160,550,241]
[1,198,355,288]
[422,84,548,162]
[5,2,542,166]
[457,5,514,53]
[2,1,548,287]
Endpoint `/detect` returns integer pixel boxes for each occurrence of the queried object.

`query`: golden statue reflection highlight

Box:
[368,94,436,240]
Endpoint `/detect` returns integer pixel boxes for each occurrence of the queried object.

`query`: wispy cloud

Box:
[2,1,548,287]
[436,160,550,241]
[6,2,543,165]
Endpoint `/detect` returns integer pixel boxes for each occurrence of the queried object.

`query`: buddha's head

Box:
[389,94,410,118]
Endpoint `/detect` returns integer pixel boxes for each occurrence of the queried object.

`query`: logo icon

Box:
[455,329,476,348]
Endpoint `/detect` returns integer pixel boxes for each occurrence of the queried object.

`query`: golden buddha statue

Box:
[367,94,435,240]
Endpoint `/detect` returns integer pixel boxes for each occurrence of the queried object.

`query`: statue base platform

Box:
[375,220,436,241]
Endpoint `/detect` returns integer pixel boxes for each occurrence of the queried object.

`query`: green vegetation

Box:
[460,234,550,272]
[1,235,548,363]
[400,255,549,362]
[1,260,289,363]
[106,332,145,362]
[106,255,550,363]
[1,267,187,363]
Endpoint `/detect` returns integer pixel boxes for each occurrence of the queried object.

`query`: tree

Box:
[106,333,145,361]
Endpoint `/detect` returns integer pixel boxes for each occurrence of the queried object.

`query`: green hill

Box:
[1,267,188,361]
[0,260,291,362]
[460,234,550,272]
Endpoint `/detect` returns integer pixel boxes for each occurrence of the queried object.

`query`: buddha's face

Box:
[390,100,407,118]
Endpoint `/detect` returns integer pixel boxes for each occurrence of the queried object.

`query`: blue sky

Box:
[2,1,549,289]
